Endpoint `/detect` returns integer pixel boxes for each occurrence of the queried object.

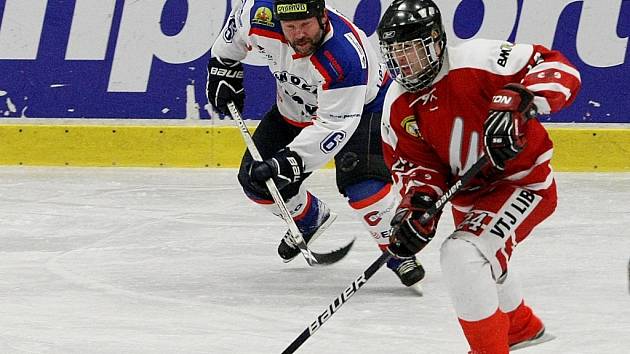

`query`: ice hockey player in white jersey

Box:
[207,0,424,288]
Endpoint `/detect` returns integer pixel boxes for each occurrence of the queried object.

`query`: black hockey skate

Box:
[277,202,337,262]
[387,256,425,287]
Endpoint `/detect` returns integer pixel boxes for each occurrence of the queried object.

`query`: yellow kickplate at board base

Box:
[547,127,630,172]
[0,124,628,171]
[0,125,245,167]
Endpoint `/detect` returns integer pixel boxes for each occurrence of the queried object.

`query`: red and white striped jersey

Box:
[381,39,581,211]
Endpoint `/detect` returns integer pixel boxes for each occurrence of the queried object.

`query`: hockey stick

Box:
[281,155,490,353]
[227,102,354,266]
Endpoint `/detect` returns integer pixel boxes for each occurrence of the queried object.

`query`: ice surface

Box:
[0,167,628,354]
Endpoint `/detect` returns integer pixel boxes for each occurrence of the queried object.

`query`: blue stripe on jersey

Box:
[311,12,368,90]
[363,76,392,112]
[249,0,283,36]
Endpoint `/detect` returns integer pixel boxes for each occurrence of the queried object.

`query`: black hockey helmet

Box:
[377,0,447,92]
[273,0,325,21]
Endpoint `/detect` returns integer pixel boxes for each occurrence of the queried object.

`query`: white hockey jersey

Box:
[211,0,390,172]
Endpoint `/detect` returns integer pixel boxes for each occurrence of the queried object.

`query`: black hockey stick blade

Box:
[310,238,355,265]
[282,251,391,354]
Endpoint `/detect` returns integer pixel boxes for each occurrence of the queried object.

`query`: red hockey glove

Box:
[483,83,538,171]
[387,188,440,258]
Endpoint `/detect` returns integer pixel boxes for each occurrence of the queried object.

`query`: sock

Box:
[345,180,397,250]
[459,309,510,354]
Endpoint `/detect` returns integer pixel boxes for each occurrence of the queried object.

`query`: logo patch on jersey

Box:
[253,7,274,27]
[401,116,420,138]
[497,43,514,67]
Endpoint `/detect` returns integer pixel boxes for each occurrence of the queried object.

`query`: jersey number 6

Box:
[320,131,347,154]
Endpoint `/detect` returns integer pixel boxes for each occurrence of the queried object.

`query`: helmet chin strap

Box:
[314,12,328,49]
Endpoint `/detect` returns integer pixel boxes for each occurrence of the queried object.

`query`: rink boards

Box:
[0,123,627,172]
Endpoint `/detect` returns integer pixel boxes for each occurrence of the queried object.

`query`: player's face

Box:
[281,16,324,56]
[390,40,434,77]
[391,41,440,76]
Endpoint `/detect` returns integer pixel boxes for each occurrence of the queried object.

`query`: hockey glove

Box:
[483,83,538,171]
[206,57,245,115]
[249,148,305,192]
[387,188,440,258]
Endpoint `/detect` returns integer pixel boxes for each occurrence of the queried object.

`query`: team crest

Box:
[401,116,420,138]
[252,7,275,27]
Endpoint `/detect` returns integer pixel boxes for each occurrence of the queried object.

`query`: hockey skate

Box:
[509,327,556,351]
[277,199,338,262]
[507,303,555,351]
[387,256,425,290]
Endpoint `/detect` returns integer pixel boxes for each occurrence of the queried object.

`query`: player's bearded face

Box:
[281,17,325,56]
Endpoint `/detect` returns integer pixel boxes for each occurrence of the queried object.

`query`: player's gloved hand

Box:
[248,148,305,192]
[387,188,440,258]
[483,83,538,171]
[206,57,245,115]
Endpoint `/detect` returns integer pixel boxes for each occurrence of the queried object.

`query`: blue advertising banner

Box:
[0,0,628,122]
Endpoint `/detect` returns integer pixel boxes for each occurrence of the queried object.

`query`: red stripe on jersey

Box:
[504,237,515,260]
[513,181,558,244]
[311,55,332,90]
[252,197,274,205]
[249,28,287,43]
[292,52,308,60]
[323,50,345,82]
[382,70,392,86]
[281,114,313,127]
[522,45,581,111]
[349,183,391,210]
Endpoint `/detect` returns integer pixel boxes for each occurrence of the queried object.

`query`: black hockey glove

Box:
[206,57,244,115]
[483,83,538,171]
[387,188,440,259]
[249,148,305,192]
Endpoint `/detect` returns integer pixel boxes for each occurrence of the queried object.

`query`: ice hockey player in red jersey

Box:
[207,0,425,288]
[377,0,581,352]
